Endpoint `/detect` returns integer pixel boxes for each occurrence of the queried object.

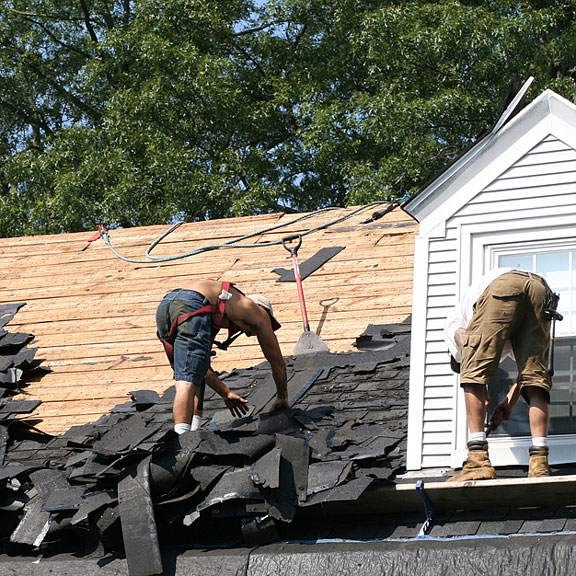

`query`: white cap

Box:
[247,294,281,331]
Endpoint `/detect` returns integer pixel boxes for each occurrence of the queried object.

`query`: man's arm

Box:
[256,329,289,412]
[253,313,289,411]
[454,327,466,351]
[227,296,289,411]
[205,367,249,418]
[445,310,468,362]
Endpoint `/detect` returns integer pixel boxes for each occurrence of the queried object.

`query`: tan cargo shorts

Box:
[460,270,552,399]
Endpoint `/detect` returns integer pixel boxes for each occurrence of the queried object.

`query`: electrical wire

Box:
[99,201,394,264]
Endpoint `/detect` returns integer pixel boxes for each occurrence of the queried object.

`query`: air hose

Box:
[98,201,400,265]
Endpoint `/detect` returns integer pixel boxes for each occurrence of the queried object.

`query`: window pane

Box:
[490,338,576,437]
[537,251,570,290]
[499,254,533,270]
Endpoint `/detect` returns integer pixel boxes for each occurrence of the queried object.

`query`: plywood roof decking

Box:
[1,205,417,435]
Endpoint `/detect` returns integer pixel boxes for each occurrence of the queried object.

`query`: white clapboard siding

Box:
[426,317,449,333]
[422,441,453,456]
[426,339,450,354]
[423,419,453,433]
[413,228,459,469]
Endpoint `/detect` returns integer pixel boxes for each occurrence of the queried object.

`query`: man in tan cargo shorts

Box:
[444,268,557,481]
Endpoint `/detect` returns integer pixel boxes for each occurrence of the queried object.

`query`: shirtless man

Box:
[156,279,289,434]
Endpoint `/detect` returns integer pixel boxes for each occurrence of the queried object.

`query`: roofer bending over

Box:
[156,279,289,434]
[444,268,560,481]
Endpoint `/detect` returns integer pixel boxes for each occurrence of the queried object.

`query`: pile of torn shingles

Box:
[0,305,411,576]
[0,303,51,451]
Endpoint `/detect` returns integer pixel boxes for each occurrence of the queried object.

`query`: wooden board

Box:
[300,476,576,516]
[2,205,418,434]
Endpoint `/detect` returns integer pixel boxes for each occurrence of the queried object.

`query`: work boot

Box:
[528,446,550,477]
[446,441,497,482]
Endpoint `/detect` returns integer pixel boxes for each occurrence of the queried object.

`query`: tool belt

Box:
[544,292,563,322]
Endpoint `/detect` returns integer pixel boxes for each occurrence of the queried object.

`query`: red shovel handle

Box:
[282,234,302,255]
[282,234,310,330]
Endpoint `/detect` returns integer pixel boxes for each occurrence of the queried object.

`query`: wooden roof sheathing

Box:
[0,205,417,435]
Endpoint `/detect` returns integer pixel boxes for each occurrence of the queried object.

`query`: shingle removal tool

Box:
[282,234,330,355]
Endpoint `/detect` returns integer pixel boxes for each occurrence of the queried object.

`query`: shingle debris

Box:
[0,310,411,574]
[0,303,50,404]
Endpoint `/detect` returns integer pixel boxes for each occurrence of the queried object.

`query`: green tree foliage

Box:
[1,0,575,235]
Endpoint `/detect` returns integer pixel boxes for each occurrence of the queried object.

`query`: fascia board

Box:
[549,99,576,148]
[549,88,576,126]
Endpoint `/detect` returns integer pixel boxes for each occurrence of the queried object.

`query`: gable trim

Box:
[407,89,576,237]
[407,235,430,470]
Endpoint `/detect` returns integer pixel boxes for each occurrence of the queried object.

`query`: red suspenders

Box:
[157,282,232,364]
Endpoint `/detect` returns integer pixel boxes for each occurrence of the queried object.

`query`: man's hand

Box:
[269,396,290,413]
[223,392,249,418]
[490,398,513,430]
[206,368,249,418]
[454,327,466,351]
[489,381,520,431]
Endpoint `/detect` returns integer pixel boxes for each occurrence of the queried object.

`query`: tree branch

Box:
[27,61,102,121]
[7,7,85,22]
[79,0,99,42]
[230,42,267,78]
[233,20,285,37]
[18,13,93,58]
[0,97,53,139]
[122,0,132,27]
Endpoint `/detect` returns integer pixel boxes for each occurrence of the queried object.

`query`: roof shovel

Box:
[282,234,330,355]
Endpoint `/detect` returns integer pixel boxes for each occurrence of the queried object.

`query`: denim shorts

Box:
[156,289,213,393]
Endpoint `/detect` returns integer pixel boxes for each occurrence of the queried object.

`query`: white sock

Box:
[532,436,548,448]
[469,431,487,444]
[191,415,202,431]
[174,423,191,435]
